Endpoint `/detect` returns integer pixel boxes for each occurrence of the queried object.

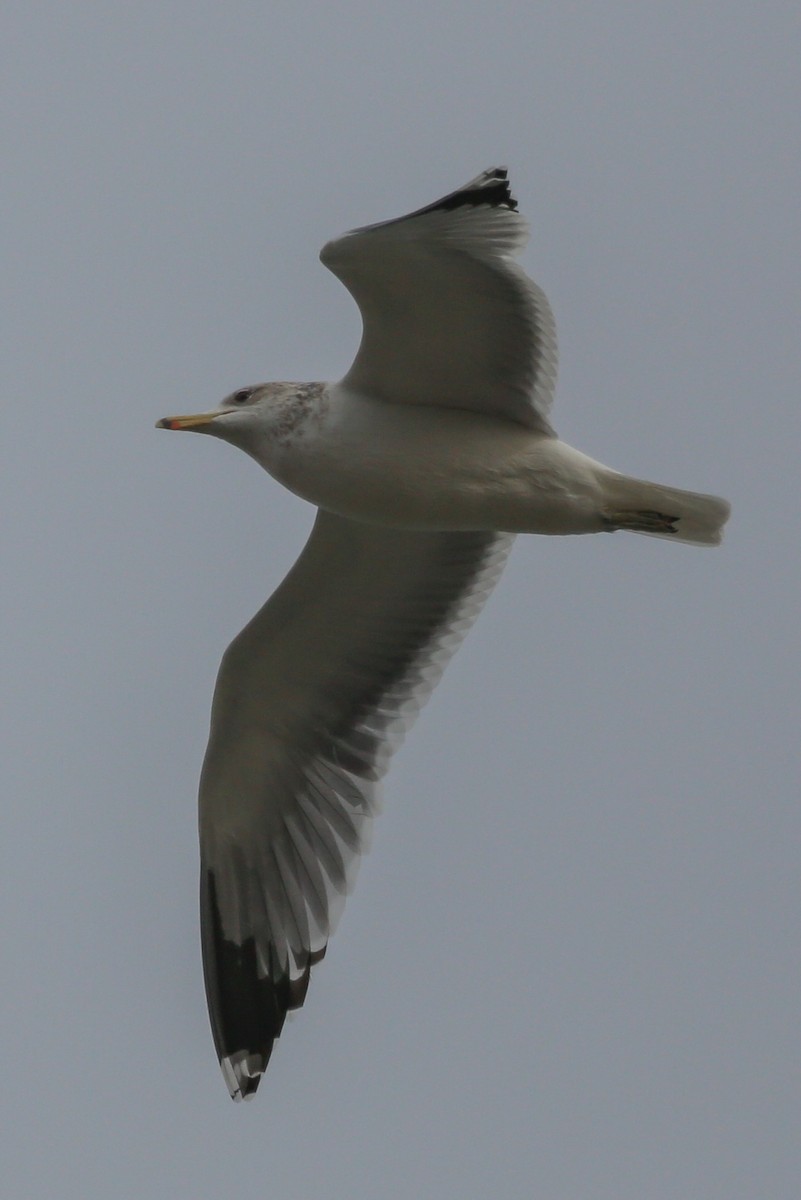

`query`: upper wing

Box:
[199,509,513,1099]
[320,167,558,432]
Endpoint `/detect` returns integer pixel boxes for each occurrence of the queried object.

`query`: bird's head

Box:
[157,382,323,457]
[157,384,272,437]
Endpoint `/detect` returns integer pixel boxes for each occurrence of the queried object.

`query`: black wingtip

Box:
[337,167,521,244]
[411,167,518,217]
[200,871,278,1098]
[201,868,323,1101]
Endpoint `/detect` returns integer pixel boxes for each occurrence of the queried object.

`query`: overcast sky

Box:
[3,4,799,1198]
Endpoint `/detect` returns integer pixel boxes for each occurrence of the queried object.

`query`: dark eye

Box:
[231,388,253,405]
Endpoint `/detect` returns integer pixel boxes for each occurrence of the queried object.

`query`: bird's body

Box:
[206,379,728,541]
[158,168,730,1100]
[220,381,607,535]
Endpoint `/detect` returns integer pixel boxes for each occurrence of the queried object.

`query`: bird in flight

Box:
[158,167,730,1100]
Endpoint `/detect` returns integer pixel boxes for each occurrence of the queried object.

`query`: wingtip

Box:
[412,166,518,217]
[221,1050,267,1101]
[321,166,523,258]
[479,165,516,208]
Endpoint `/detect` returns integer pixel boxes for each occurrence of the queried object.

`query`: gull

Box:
[158,167,730,1100]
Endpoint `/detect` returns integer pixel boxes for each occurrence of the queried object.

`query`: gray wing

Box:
[320,167,558,432]
[199,509,513,1099]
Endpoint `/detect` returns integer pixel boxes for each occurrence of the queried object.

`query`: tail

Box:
[602,472,731,547]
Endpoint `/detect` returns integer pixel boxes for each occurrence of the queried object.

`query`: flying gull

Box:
[158,167,730,1100]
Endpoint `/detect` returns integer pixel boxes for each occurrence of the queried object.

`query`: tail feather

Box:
[603,472,731,547]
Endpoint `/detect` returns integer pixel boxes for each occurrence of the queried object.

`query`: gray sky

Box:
[3,3,799,1197]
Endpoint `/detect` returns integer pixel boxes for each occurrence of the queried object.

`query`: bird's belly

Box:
[272,411,607,536]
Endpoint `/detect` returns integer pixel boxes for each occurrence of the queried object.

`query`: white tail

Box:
[603,472,731,546]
